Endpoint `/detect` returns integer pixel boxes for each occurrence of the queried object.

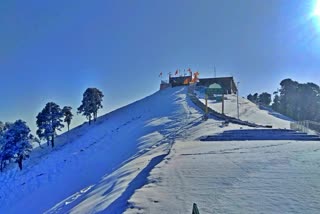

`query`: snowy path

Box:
[126,120,320,214]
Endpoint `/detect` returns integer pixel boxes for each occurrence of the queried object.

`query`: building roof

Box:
[169,75,192,87]
[198,76,237,93]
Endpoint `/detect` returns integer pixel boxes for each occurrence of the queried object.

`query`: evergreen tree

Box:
[252,93,259,103]
[258,92,272,106]
[272,91,281,112]
[0,120,32,171]
[0,121,11,171]
[273,79,320,121]
[62,106,73,131]
[0,121,4,133]
[247,93,259,103]
[36,102,64,148]
[279,79,299,118]
[297,82,320,121]
[0,122,5,171]
[78,88,104,125]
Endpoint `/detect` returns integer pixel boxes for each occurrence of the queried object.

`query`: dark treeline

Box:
[0,87,104,172]
[247,92,272,106]
[248,78,320,122]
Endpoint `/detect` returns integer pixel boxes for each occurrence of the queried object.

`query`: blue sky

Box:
[1,0,320,133]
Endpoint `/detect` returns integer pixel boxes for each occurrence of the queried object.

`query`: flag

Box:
[175,69,179,75]
[159,72,162,77]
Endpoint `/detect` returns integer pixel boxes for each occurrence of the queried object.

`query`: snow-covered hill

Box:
[0,87,201,213]
[1,87,320,214]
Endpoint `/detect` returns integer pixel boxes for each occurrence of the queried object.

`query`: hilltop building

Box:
[169,75,192,87]
[160,75,237,95]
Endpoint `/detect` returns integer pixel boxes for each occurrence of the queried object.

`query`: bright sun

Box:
[313,0,320,17]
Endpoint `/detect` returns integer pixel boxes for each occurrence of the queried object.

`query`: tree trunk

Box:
[94,112,97,122]
[51,134,55,148]
[68,123,70,132]
[18,156,23,170]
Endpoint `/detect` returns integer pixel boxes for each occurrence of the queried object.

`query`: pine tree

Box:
[36,102,64,148]
[279,79,299,118]
[62,106,73,131]
[273,79,320,121]
[0,121,4,133]
[0,121,11,171]
[0,120,32,171]
[258,92,272,106]
[272,91,281,112]
[247,93,259,103]
[0,122,5,171]
[252,93,259,103]
[78,88,104,125]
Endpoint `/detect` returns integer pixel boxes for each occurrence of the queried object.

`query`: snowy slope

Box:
[199,94,292,129]
[126,120,320,213]
[0,87,201,213]
[1,86,320,214]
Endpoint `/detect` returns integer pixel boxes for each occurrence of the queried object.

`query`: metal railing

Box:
[290,120,320,135]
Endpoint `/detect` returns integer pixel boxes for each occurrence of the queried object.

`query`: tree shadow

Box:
[100,153,168,214]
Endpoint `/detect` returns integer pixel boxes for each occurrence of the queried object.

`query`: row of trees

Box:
[0,88,104,171]
[247,92,272,106]
[247,78,320,122]
[272,79,320,121]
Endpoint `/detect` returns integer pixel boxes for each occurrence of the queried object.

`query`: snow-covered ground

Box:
[126,120,320,213]
[1,86,320,214]
[199,94,292,129]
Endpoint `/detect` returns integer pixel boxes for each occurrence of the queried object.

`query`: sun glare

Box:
[313,0,320,17]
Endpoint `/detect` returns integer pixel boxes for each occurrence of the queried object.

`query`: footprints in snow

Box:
[110,115,142,133]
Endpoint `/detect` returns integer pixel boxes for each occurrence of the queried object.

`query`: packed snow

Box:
[126,121,320,213]
[1,86,320,214]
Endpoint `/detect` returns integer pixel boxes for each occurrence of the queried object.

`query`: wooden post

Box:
[222,94,225,115]
[205,94,208,114]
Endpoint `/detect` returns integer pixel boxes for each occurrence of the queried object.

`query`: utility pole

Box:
[237,81,240,119]
[214,66,216,78]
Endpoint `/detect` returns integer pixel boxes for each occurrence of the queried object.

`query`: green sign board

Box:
[205,83,223,100]
[206,83,223,95]
[206,88,223,95]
